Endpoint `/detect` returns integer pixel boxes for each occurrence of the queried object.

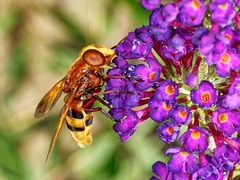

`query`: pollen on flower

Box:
[192,0,200,9]
[166,85,175,95]
[218,3,228,9]
[163,101,172,110]
[179,110,188,118]
[167,127,174,135]
[201,92,211,102]
[190,17,195,22]
[224,34,232,40]
[218,113,228,122]
[191,131,200,139]
[149,72,156,81]
[171,52,177,58]
[220,53,230,63]
[180,151,189,156]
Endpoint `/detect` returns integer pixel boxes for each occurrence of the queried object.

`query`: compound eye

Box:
[82,49,105,66]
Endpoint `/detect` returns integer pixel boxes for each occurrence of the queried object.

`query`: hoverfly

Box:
[34,45,128,162]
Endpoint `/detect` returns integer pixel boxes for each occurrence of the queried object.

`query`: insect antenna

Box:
[111,36,126,49]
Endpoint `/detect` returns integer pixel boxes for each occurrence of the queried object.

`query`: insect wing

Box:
[45,85,79,163]
[34,78,64,118]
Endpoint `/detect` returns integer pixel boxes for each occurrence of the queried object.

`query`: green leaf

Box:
[197,57,208,85]
[0,130,26,179]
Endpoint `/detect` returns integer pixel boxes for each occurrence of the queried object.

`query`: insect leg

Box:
[92,90,135,96]
[82,96,122,123]
[100,108,122,123]
[82,107,102,112]
[83,106,122,123]
[107,62,117,68]
[110,36,126,49]
[96,96,112,109]
[103,75,139,80]
[82,97,98,108]
[97,96,122,123]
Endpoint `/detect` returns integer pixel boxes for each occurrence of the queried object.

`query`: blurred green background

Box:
[0,0,169,179]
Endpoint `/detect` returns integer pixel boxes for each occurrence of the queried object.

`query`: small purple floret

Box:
[212,143,239,170]
[150,161,168,180]
[115,26,153,59]
[226,77,240,109]
[169,105,192,125]
[141,0,161,10]
[134,57,162,91]
[165,147,198,174]
[148,95,174,123]
[192,27,209,46]
[211,49,240,77]
[180,126,209,153]
[193,163,220,180]
[209,0,236,27]
[155,79,179,102]
[156,121,180,143]
[190,81,218,109]
[177,0,206,26]
[184,73,198,87]
[150,3,179,33]
[212,108,240,137]
[112,109,138,142]
[160,35,186,61]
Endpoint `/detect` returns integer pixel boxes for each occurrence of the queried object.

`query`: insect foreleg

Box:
[92,90,135,96]
[103,75,139,80]
[82,96,122,123]
[100,108,122,123]
[110,36,126,49]
[107,62,117,68]
[83,107,122,123]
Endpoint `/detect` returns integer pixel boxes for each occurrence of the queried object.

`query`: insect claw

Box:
[107,62,117,68]
[113,118,122,123]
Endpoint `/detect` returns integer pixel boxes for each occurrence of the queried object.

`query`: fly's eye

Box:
[82,49,105,66]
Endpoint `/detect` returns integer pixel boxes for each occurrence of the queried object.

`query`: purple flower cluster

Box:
[104,0,240,179]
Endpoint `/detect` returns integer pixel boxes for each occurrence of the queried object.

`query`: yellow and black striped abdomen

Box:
[66,99,94,148]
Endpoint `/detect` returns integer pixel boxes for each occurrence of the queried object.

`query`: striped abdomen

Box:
[66,98,94,148]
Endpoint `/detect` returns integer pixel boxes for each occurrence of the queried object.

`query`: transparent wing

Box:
[34,78,64,118]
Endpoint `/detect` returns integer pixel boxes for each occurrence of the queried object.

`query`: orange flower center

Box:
[179,110,188,118]
[190,17,195,22]
[219,3,228,9]
[163,101,172,110]
[220,53,230,63]
[192,0,200,9]
[180,151,189,156]
[167,127,174,135]
[166,85,175,95]
[191,131,200,139]
[201,92,211,103]
[149,72,155,81]
[218,113,228,123]
[224,34,232,40]
[171,52,177,58]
